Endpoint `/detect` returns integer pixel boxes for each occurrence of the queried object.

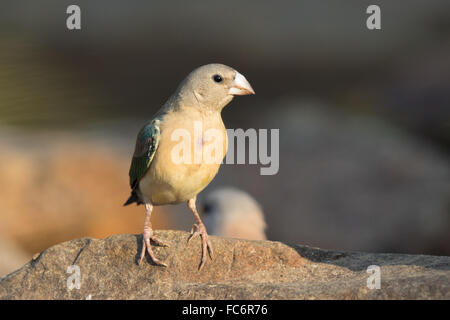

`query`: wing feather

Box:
[128,119,161,189]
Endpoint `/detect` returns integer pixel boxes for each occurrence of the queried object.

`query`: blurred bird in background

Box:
[124,64,255,269]
[201,187,267,241]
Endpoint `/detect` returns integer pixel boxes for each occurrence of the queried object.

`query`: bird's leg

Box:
[187,197,215,270]
[139,202,169,267]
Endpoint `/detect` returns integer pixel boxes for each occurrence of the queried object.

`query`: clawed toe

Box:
[150,236,170,247]
[187,224,200,244]
[139,233,168,267]
[187,223,214,270]
[206,239,215,260]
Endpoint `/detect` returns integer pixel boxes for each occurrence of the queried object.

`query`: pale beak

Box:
[229,71,255,95]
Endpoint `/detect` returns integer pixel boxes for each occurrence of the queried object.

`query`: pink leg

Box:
[187,197,215,270]
[139,203,169,267]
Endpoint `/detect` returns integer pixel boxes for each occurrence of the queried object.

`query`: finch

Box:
[124,64,255,270]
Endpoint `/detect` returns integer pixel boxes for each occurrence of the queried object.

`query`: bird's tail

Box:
[123,190,141,206]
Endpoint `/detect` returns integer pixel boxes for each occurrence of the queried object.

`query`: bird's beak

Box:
[229,71,255,95]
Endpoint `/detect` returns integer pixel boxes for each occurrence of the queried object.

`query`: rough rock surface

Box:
[0,231,449,299]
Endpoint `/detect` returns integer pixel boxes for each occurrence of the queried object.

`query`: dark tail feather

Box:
[123,191,141,206]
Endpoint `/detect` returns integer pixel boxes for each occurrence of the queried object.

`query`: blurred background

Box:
[0,0,449,276]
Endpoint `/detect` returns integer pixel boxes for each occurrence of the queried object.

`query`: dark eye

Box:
[212,74,223,83]
[202,203,213,215]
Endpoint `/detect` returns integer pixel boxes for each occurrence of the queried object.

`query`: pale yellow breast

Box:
[139,108,227,205]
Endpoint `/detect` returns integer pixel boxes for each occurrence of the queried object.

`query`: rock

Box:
[0,231,448,299]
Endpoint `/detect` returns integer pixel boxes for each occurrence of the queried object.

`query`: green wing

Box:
[128,119,161,189]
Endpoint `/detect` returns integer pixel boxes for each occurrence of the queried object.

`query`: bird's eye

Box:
[202,203,213,215]
[212,74,223,83]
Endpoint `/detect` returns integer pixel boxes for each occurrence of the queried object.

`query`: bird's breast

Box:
[139,111,227,205]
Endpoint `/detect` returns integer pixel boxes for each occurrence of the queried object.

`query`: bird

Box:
[201,187,267,241]
[124,64,255,270]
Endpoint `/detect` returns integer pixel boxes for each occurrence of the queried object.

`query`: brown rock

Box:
[0,231,448,299]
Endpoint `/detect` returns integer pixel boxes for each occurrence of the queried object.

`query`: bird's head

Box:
[200,187,267,241]
[177,63,255,111]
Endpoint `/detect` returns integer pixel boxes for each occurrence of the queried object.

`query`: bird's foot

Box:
[139,227,169,267]
[187,223,214,270]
